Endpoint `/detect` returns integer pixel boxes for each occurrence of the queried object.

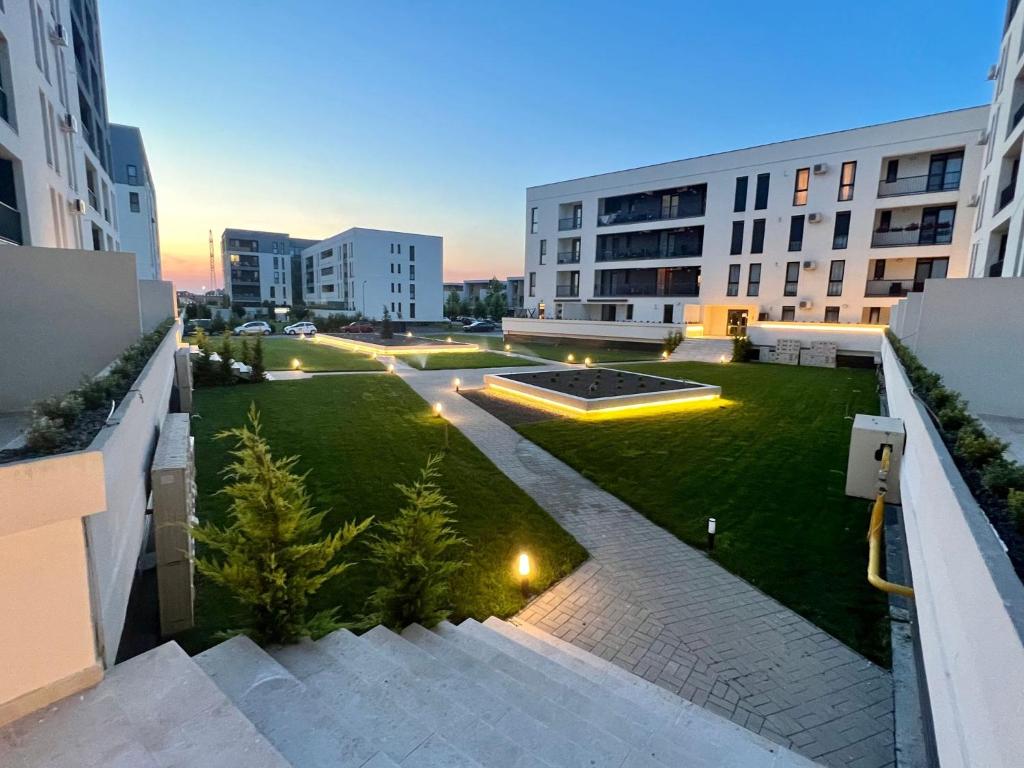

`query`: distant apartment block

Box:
[303,227,443,321]
[506,275,524,309]
[443,276,523,311]
[110,124,159,279]
[221,229,316,308]
[523,108,987,335]
[0,0,120,252]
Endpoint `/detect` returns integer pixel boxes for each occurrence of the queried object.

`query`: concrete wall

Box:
[890,278,1024,418]
[0,246,142,411]
[882,337,1024,768]
[747,322,884,356]
[503,317,677,344]
[138,279,177,332]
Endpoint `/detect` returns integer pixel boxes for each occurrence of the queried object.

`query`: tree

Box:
[192,327,215,387]
[210,314,227,334]
[184,303,199,320]
[363,454,467,630]
[250,336,267,383]
[380,305,394,338]
[217,333,235,385]
[483,278,508,319]
[232,302,247,319]
[470,296,486,319]
[192,406,371,644]
[444,290,461,320]
[239,337,252,367]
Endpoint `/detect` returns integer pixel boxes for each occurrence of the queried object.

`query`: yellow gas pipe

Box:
[867,445,915,598]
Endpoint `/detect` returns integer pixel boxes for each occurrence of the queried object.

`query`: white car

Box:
[233,321,272,336]
[284,321,318,335]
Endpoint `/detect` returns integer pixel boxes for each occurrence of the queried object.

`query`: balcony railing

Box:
[0,200,23,245]
[877,173,961,197]
[998,182,1016,211]
[558,217,582,231]
[1012,101,1024,134]
[871,224,953,248]
[864,279,921,297]
[595,247,700,262]
[555,285,580,298]
[557,251,581,264]
[597,205,704,227]
[593,285,699,298]
[87,187,98,209]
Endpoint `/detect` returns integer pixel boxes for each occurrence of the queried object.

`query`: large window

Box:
[129,191,139,212]
[793,168,809,206]
[788,215,804,251]
[530,207,538,234]
[751,218,765,254]
[528,272,536,297]
[781,306,796,322]
[747,263,761,297]
[824,306,840,323]
[833,211,851,249]
[730,221,744,255]
[539,239,546,265]
[734,176,748,212]
[727,264,740,296]
[754,173,770,209]
[827,260,845,296]
[784,261,800,296]
[838,161,856,201]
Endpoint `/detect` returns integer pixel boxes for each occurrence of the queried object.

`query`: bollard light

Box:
[434,402,444,417]
[661,350,669,360]
[707,517,717,551]
[406,331,413,338]
[719,354,728,364]
[517,551,531,597]
[567,353,575,363]
[446,336,452,343]
[505,343,511,352]
[453,377,461,392]
[584,356,592,368]
[291,358,301,370]
[386,363,395,374]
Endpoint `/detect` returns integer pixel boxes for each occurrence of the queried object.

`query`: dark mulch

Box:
[325,333,473,349]
[0,409,110,465]
[496,367,703,399]
[460,388,564,427]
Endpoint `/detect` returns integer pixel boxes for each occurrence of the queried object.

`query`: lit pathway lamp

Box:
[517,551,531,597]
[584,357,592,368]
[291,358,301,370]
[505,343,512,352]
[386,363,395,374]
[661,350,669,360]
[453,377,461,393]
[566,353,575,363]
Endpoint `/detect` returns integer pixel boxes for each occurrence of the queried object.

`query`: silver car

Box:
[284,321,318,335]
[233,321,272,336]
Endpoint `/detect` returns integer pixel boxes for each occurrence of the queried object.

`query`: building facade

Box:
[303,227,443,321]
[109,123,159,279]
[0,0,119,252]
[523,108,988,335]
[221,228,315,308]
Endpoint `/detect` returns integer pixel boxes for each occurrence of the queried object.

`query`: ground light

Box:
[291,358,301,370]
[584,357,592,368]
[517,551,531,597]
[406,331,413,338]
[446,336,453,343]
[566,353,575,363]
[719,355,728,363]
[707,518,717,551]
[505,343,511,351]
[661,351,669,360]
[453,377,461,392]
[433,402,444,417]
[386,363,395,374]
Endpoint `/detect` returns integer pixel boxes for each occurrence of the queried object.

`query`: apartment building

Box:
[506,275,524,310]
[523,108,988,335]
[0,0,119,252]
[303,227,443,321]
[221,228,316,308]
[970,1,1024,278]
[110,123,159,279]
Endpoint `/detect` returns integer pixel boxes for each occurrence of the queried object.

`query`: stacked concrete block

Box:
[774,338,802,365]
[801,340,838,368]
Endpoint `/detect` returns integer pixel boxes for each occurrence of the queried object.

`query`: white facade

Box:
[524,108,987,336]
[110,124,159,279]
[221,229,315,308]
[303,227,443,321]
[0,0,119,252]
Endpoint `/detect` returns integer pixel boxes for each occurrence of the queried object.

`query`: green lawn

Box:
[180,375,586,652]
[258,336,383,372]
[516,361,890,665]
[430,332,661,364]
[404,351,540,370]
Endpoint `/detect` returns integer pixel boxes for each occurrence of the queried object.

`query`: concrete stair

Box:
[1,618,820,767]
[668,337,734,363]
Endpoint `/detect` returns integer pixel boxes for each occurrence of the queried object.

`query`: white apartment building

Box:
[303,227,443,321]
[970,0,1024,278]
[0,0,119,252]
[523,108,988,336]
[221,228,316,308]
[110,123,159,279]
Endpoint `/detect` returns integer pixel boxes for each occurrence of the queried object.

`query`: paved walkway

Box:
[401,366,895,768]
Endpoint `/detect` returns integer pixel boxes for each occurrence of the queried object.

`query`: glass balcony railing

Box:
[870,224,953,247]
[864,279,920,297]
[877,172,961,197]
[558,217,582,231]
[0,200,23,245]
[595,246,700,262]
[593,284,699,298]
[556,251,581,264]
[555,285,580,298]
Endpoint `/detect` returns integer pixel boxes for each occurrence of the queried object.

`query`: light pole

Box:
[361,280,367,317]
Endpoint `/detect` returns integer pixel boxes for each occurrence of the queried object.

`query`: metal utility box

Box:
[846,414,905,503]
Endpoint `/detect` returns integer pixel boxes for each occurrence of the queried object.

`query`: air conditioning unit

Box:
[799,299,813,310]
[70,198,86,214]
[987,64,998,81]
[967,193,980,207]
[812,163,828,175]
[59,112,78,133]
[978,129,990,145]
[50,23,69,46]
[807,212,824,223]
[802,260,817,270]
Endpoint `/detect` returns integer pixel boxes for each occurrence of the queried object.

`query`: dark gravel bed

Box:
[326,333,473,348]
[496,367,701,399]
[460,388,564,426]
[0,408,110,465]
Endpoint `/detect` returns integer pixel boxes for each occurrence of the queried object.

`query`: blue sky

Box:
[99,1,1004,290]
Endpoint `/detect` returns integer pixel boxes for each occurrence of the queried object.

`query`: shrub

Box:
[732,335,754,362]
[231,302,246,318]
[184,303,199,320]
[210,314,227,334]
[981,459,1024,499]
[927,386,963,412]
[239,337,252,367]
[35,393,84,428]
[936,402,975,435]
[192,406,371,644]
[25,415,67,452]
[1009,491,1024,532]
[380,306,393,339]
[78,374,112,410]
[192,328,216,387]
[663,331,684,355]
[363,454,467,630]
[217,334,235,385]
[955,426,1009,471]
[249,336,267,383]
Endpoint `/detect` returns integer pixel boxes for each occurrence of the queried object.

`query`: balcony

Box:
[1012,101,1024,134]
[558,217,582,231]
[594,266,701,298]
[0,200,23,245]
[877,172,961,197]
[87,187,98,210]
[864,279,919,297]
[557,251,580,264]
[596,226,703,262]
[998,181,1016,212]
[555,285,580,298]
[597,184,706,227]
[871,223,953,248]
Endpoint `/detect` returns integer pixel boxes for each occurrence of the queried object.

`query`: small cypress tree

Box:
[239,337,252,367]
[218,333,235,385]
[192,327,215,387]
[363,454,467,630]
[193,405,371,644]
[250,336,267,383]
[380,305,393,339]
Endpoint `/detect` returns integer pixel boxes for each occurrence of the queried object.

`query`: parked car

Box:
[283,321,318,335]
[233,320,273,336]
[463,320,497,332]
[183,318,212,336]
[338,321,375,333]
[455,316,475,325]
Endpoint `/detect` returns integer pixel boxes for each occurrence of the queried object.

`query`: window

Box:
[751,219,765,253]
[793,168,809,206]
[390,243,394,254]
[734,176,748,212]
[754,173,770,209]
[397,263,401,274]
[127,164,138,183]
[539,239,546,264]
[269,286,275,299]
[410,264,415,280]
[397,244,401,254]
[827,260,845,296]
[530,207,538,234]
[410,284,415,299]
[390,263,394,273]
[885,159,899,183]
[528,272,536,297]
[129,191,140,212]
[409,302,415,319]
[788,215,804,251]
[322,284,335,293]
[867,307,882,324]
[0,34,12,126]
[838,161,856,201]
[409,245,415,261]
[272,242,278,254]
[832,211,850,249]
[824,306,840,323]
[784,261,800,296]
[730,221,744,255]
[781,306,796,322]
[726,264,740,296]
[39,93,52,166]
[747,263,761,297]
[873,260,886,280]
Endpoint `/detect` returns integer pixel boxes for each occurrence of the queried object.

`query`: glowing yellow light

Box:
[453,377,461,391]
[755,322,885,333]
[406,331,413,338]
[433,402,444,417]
[446,336,452,343]
[719,354,728,364]
[505,344,511,351]
[584,357,592,367]
[291,358,301,370]
[517,552,531,577]
[314,334,479,355]
[567,353,575,363]
[386,363,395,373]
[485,382,720,417]
[661,350,669,359]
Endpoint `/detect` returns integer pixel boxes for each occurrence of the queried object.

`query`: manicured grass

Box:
[259,336,383,372]
[404,351,540,370]
[179,375,586,652]
[516,361,890,665]
[430,332,661,363]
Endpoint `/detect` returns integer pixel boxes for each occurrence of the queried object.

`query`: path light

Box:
[434,402,444,417]
[291,358,301,370]
[584,357,592,368]
[719,354,728,364]
[406,331,413,338]
[453,377,461,392]
[707,518,717,551]
[661,350,669,360]
[567,353,575,363]
[386,363,395,374]
[446,336,452,343]
[517,551,531,597]
[505,343,511,352]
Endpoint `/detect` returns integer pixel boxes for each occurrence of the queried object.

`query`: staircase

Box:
[1,618,818,767]
[668,337,734,363]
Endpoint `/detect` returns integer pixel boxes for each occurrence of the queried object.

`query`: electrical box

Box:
[846,414,905,503]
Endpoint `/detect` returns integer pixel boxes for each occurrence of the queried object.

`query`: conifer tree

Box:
[192,327,215,387]
[250,336,267,383]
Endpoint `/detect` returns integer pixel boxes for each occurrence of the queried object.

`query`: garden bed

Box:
[320,333,477,355]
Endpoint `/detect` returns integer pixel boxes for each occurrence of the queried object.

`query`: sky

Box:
[99,1,1005,292]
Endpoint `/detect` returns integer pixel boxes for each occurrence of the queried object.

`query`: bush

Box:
[193,406,371,644]
[363,454,466,630]
[35,393,84,428]
[192,328,216,387]
[25,415,67,452]
[380,306,393,339]
[231,303,246,318]
[217,334,235,385]
[78,374,112,410]
[239,337,252,367]
[1010,491,1024,532]
[955,426,1009,471]
[732,335,754,362]
[210,314,227,335]
[982,459,1024,499]
[663,331,684,355]
[250,336,267,383]
[936,401,974,434]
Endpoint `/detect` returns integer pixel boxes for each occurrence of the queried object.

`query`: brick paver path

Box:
[402,366,895,768]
